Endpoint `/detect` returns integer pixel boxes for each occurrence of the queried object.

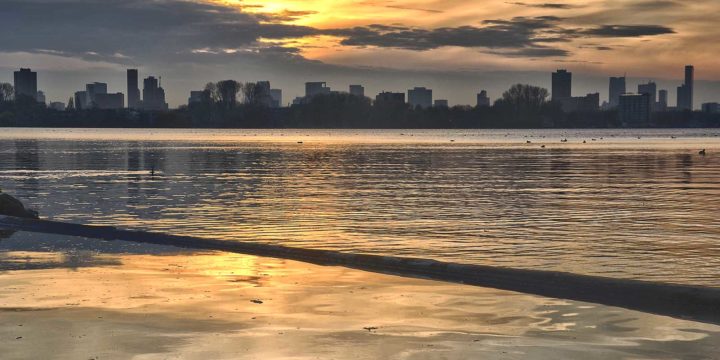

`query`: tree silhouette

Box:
[0,83,14,102]
[217,80,241,109]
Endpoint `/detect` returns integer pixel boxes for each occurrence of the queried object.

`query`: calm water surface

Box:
[1,128,719,286]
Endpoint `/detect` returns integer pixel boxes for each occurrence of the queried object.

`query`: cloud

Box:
[506,2,578,9]
[580,25,675,37]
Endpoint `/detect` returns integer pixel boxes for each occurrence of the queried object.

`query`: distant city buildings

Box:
[658,89,668,112]
[127,69,140,109]
[36,91,46,105]
[637,81,657,104]
[270,89,282,108]
[86,82,108,106]
[552,69,572,101]
[375,91,405,105]
[142,76,168,110]
[95,93,124,109]
[13,68,38,101]
[74,91,89,110]
[349,85,365,97]
[408,87,432,109]
[702,102,719,113]
[434,99,448,108]
[619,93,651,125]
[305,82,330,98]
[677,65,694,110]
[608,76,626,108]
[49,102,65,111]
[188,90,203,105]
[476,90,490,107]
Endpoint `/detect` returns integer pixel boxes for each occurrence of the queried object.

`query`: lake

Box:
[1,128,719,287]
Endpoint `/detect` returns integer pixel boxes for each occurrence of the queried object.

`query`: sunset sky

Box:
[1,0,718,106]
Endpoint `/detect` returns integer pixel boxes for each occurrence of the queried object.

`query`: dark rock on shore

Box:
[0,191,38,219]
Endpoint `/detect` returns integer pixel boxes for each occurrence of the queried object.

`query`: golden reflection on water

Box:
[0,250,718,359]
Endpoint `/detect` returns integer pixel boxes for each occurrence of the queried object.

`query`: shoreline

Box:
[2,215,718,325]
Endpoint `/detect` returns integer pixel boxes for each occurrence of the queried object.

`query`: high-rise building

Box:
[36,91,46,105]
[142,76,168,110]
[552,69,572,100]
[13,68,38,100]
[349,85,365,97]
[658,89,668,112]
[408,87,432,109]
[305,82,330,98]
[127,69,140,109]
[85,82,108,107]
[434,100,449,108]
[94,93,124,109]
[677,65,694,110]
[270,89,282,108]
[637,81,657,104]
[477,90,490,107]
[74,91,89,110]
[559,93,599,112]
[702,103,719,113]
[619,93,651,125]
[608,76,626,108]
[188,91,204,105]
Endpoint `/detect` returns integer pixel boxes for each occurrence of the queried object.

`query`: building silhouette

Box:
[619,93,651,125]
[658,89,668,112]
[677,65,694,110]
[270,89,282,108]
[13,68,38,101]
[85,82,108,106]
[608,76,626,108]
[36,91,46,105]
[95,93,124,109]
[49,102,65,111]
[408,87,432,109]
[552,69,572,100]
[127,69,140,109]
[477,90,490,107]
[638,81,657,104]
[375,91,405,104]
[305,82,330,98]
[702,103,719,113]
[559,93,600,112]
[434,99,449,108]
[142,76,168,110]
[188,91,203,105]
[349,85,365,97]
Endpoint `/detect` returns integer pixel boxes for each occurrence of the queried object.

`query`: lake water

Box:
[1,128,719,287]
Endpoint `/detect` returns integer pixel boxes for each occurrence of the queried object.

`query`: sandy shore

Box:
[1,246,719,359]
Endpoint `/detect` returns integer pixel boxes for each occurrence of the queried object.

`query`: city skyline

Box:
[1,0,719,107]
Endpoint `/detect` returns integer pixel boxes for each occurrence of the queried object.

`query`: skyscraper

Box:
[619,93,651,125]
[142,76,168,110]
[86,82,108,106]
[408,87,432,109]
[609,76,626,108]
[677,65,694,110]
[270,89,282,108]
[305,82,330,98]
[349,85,365,97]
[658,89,668,111]
[476,90,490,107]
[127,69,140,109]
[638,81,657,104]
[13,68,38,101]
[552,70,572,100]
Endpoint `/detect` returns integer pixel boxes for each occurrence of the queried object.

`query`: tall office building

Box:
[677,65,694,110]
[658,89,668,112]
[375,92,405,105]
[270,89,282,108]
[95,93,124,109]
[142,76,168,110]
[619,93,651,125]
[349,85,365,97]
[408,87,432,109]
[305,82,330,98]
[36,91,46,105]
[255,81,273,107]
[552,70,572,100]
[609,76,626,108]
[477,90,490,107]
[86,82,108,106]
[127,69,140,109]
[637,81,657,105]
[74,91,89,110]
[13,68,38,100]
[188,91,204,105]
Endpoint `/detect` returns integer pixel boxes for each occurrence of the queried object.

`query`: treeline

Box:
[1,82,719,128]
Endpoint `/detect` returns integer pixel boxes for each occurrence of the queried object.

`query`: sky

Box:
[0,0,718,107]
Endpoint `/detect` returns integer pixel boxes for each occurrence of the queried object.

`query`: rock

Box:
[0,192,39,219]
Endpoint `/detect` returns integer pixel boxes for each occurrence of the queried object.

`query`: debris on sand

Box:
[250,299,264,304]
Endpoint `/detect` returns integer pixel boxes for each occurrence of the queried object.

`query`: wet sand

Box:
[1,250,719,360]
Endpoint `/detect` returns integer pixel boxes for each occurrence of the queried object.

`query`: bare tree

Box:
[202,82,220,104]
[0,83,14,102]
[242,82,272,107]
[498,84,548,112]
[216,80,241,109]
